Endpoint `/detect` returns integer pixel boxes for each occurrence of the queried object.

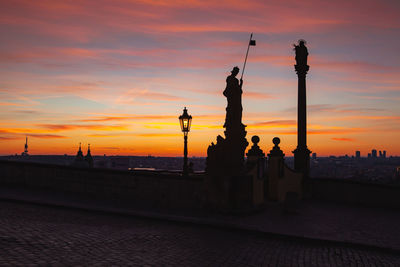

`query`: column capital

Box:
[292,146,312,155]
[294,64,309,75]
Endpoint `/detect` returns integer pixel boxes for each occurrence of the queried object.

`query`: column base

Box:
[293,146,311,177]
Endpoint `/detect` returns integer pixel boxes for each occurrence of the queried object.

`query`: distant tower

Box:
[355,151,361,159]
[372,149,377,158]
[21,137,29,156]
[76,143,84,159]
[72,143,88,168]
[293,40,311,177]
[383,150,387,158]
[85,144,93,168]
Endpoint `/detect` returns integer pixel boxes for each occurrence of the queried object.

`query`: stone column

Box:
[293,58,311,177]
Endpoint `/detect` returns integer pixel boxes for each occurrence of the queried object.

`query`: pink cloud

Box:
[243,91,274,99]
[80,115,176,122]
[3,0,395,45]
[116,89,186,104]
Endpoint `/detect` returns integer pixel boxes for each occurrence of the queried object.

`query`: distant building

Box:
[355,151,361,158]
[383,151,387,158]
[368,153,371,158]
[312,153,317,160]
[21,137,29,156]
[372,149,377,158]
[85,144,93,168]
[71,143,93,168]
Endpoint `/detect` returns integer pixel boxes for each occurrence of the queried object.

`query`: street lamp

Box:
[179,107,192,176]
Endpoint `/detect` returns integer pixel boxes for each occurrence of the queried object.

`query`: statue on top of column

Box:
[294,39,308,66]
[223,66,244,131]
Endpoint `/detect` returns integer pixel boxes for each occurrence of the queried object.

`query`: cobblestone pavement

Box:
[230,200,400,250]
[0,201,399,266]
[2,187,400,250]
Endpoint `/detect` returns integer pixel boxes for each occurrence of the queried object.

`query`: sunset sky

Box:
[1,0,400,157]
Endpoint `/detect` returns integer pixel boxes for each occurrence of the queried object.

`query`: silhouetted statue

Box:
[223,66,244,130]
[205,66,249,211]
[294,40,308,66]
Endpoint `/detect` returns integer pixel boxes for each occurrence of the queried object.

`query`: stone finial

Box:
[273,137,280,146]
[246,135,265,157]
[268,137,285,157]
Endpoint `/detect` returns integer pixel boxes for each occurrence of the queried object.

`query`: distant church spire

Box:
[21,136,29,156]
[85,143,93,168]
[75,142,84,161]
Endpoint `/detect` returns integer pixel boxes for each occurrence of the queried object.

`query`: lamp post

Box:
[179,107,192,176]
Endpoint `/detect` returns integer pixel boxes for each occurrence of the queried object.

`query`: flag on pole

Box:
[241,33,256,80]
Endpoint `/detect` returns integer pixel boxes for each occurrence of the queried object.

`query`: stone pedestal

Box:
[205,127,249,211]
[268,137,303,203]
[246,136,266,206]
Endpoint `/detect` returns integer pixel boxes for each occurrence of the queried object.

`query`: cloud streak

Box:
[331,137,355,142]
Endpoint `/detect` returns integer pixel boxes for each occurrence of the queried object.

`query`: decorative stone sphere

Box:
[272,137,280,145]
[251,135,260,144]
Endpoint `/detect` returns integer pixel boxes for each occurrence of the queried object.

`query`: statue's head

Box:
[298,39,306,46]
[231,66,240,76]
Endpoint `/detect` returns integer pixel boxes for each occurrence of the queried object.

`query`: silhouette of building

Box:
[85,144,93,168]
[21,137,29,156]
[356,151,361,159]
[312,153,317,160]
[372,149,377,158]
[71,143,91,168]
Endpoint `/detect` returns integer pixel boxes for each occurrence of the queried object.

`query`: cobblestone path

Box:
[0,201,399,266]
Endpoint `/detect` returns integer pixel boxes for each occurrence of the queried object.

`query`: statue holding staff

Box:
[223,66,243,130]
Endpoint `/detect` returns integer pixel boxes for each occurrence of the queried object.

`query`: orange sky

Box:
[1,0,400,157]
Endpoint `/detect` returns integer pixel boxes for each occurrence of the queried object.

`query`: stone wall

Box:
[0,160,204,210]
[310,178,400,208]
[1,160,400,209]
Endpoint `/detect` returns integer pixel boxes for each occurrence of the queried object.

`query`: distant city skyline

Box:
[8,137,398,158]
[1,1,399,156]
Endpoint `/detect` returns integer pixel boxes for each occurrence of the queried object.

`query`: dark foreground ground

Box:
[0,201,399,266]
